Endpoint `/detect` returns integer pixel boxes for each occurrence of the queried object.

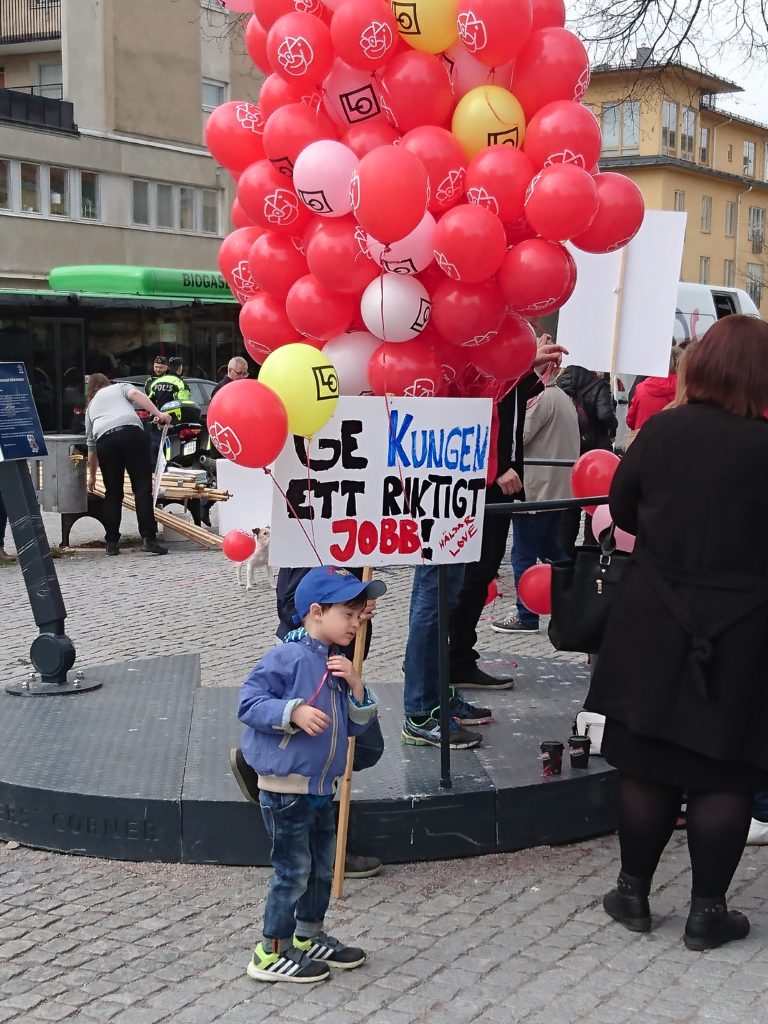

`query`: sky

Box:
[716,61,768,127]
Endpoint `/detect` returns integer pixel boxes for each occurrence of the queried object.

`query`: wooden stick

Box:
[610,245,629,397]
[332,566,373,900]
[90,481,222,548]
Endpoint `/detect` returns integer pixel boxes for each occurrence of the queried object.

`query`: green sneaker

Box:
[246,941,330,983]
[294,931,367,969]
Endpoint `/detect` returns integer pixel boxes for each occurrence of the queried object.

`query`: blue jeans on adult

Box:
[259,792,336,945]
[511,511,566,628]
[403,563,465,717]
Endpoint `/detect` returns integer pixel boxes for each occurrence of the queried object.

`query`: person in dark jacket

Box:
[211,356,249,399]
[585,315,768,951]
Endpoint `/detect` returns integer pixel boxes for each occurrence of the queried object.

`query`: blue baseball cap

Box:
[294,567,387,620]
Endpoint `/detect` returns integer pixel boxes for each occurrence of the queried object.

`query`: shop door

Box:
[28,319,86,433]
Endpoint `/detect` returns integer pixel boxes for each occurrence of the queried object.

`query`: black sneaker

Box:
[402,715,482,749]
[230,747,259,804]
[294,932,366,970]
[344,852,382,878]
[105,542,120,556]
[247,942,329,983]
[445,687,493,726]
[141,537,168,555]
[451,666,514,691]
[491,614,539,634]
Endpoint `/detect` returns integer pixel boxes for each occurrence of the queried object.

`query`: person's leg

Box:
[511,514,540,628]
[537,510,567,564]
[559,506,580,560]
[403,566,441,718]
[96,434,125,544]
[259,793,314,948]
[123,430,157,539]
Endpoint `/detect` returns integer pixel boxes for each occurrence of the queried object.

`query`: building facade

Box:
[585,59,768,312]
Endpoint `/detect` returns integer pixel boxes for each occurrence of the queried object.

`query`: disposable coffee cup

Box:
[540,740,564,777]
[568,735,591,769]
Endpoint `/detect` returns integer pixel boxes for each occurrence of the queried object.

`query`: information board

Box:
[0,363,47,461]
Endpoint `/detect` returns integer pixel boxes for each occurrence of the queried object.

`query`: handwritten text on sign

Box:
[269,397,492,567]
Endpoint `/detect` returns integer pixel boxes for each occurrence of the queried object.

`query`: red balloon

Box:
[433,205,507,284]
[368,339,443,398]
[238,160,314,234]
[204,101,265,174]
[570,449,620,502]
[330,0,398,71]
[306,217,379,294]
[231,199,256,229]
[524,164,599,241]
[342,120,400,157]
[218,227,264,303]
[571,172,645,253]
[223,529,257,562]
[465,145,535,223]
[401,126,467,211]
[245,15,271,73]
[456,0,533,67]
[351,146,428,244]
[523,101,602,172]
[504,215,537,246]
[498,238,575,316]
[470,313,537,381]
[484,578,499,606]
[253,0,326,29]
[262,102,338,176]
[259,73,321,120]
[207,379,289,468]
[431,279,506,348]
[512,28,591,120]
[518,563,552,616]
[267,12,334,85]
[285,274,356,340]
[376,51,453,133]
[240,294,298,357]
[531,0,565,29]
[249,232,308,298]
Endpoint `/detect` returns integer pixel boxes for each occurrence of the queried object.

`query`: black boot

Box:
[684,896,750,951]
[603,871,652,932]
[142,537,168,555]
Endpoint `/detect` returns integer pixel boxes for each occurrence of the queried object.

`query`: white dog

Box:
[236,527,275,590]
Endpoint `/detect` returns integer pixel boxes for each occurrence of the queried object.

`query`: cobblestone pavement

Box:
[1,507,768,1023]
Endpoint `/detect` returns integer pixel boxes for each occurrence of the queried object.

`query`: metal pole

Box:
[437,563,452,790]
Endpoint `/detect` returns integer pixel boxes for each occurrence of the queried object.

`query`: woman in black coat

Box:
[585,315,768,951]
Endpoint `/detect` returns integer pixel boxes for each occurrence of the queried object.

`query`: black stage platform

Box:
[0,654,617,864]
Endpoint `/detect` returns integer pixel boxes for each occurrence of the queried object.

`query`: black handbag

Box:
[548,524,630,654]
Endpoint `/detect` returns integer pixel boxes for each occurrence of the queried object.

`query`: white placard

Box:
[216,458,275,535]
[558,210,688,377]
[269,396,493,567]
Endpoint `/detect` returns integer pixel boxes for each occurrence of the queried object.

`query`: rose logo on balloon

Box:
[543,148,585,169]
[410,298,431,333]
[466,186,500,216]
[381,256,418,275]
[525,171,543,204]
[353,225,369,256]
[349,171,361,212]
[297,188,333,214]
[277,36,315,77]
[456,11,488,54]
[574,67,591,100]
[300,92,323,112]
[312,365,339,400]
[209,422,243,461]
[231,261,256,295]
[360,20,394,59]
[295,0,322,12]
[391,1,419,34]
[290,235,307,255]
[264,189,300,226]
[434,251,461,280]
[487,127,520,147]
[404,378,438,397]
[435,169,465,207]
[340,85,380,124]
[463,331,496,348]
[235,103,264,134]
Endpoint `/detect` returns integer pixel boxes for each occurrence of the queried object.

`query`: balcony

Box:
[0,0,60,46]
[0,85,76,133]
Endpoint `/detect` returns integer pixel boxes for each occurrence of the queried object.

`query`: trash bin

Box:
[33,434,88,515]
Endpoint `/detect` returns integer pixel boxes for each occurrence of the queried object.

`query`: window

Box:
[20,162,40,213]
[681,107,696,161]
[80,170,100,219]
[201,188,219,234]
[699,256,710,284]
[724,259,735,287]
[623,101,640,152]
[202,78,227,112]
[727,144,733,163]
[131,179,150,225]
[700,195,712,233]
[700,126,710,166]
[662,100,678,155]
[602,100,640,154]
[601,103,619,152]
[179,186,195,231]
[37,62,62,100]
[744,140,756,176]
[48,166,69,217]
[0,160,9,210]
[746,262,763,306]
[725,200,736,237]
[748,206,765,251]
[765,142,768,182]
[156,183,173,228]
[673,190,685,212]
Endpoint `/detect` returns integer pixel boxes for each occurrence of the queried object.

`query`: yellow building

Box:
[585,56,768,311]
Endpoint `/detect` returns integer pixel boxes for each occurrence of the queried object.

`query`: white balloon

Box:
[360,275,431,343]
[322,331,381,395]
[366,212,437,275]
[293,140,359,218]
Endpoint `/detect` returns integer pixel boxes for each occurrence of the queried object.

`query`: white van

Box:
[673,283,760,344]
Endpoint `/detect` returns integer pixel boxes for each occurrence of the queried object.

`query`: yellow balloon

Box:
[392,0,458,54]
[258,343,339,438]
[451,85,527,160]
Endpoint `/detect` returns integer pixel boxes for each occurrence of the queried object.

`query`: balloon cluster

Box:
[207,0,646,465]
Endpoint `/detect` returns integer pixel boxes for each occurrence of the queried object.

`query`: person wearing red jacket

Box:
[626,348,683,430]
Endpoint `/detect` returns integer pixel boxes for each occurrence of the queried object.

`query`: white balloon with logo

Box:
[322,331,382,395]
[293,140,359,218]
[360,275,431,343]
[366,212,437,276]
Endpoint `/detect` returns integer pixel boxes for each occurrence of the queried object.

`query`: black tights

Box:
[617,773,753,899]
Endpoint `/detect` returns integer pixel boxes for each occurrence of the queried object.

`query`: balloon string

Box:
[304,435,318,553]
[264,467,324,566]
[383,391,425,566]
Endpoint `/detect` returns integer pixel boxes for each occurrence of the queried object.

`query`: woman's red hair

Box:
[684,314,768,418]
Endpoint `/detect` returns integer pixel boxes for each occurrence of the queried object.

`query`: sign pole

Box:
[609,246,629,396]
[437,563,453,790]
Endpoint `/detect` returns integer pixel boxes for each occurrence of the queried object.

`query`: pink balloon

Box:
[293,140,358,217]
[366,212,437,275]
[221,0,254,11]
[322,331,382,395]
[322,58,390,130]
[590,504,635,553]
[442,40,513,98]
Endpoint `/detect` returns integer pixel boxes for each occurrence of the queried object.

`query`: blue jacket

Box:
[238,633,378,797]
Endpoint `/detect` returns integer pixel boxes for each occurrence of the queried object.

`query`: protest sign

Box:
[216,457,274,536]
[269,396,493,567]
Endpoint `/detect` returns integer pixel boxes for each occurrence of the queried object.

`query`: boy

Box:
[238,566,386,984]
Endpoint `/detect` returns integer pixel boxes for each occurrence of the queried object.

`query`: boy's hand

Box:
[290,704,331,736]
[327,655,364,701]
[360,599,377,622]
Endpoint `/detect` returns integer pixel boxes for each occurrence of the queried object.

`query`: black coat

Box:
[585,402,768,770]
[557,366,617,451]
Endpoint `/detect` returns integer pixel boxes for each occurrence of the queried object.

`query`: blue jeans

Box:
[511,511,566,628]
[403,564,465,717]
[260,792,336,945]
[753,790,768,822]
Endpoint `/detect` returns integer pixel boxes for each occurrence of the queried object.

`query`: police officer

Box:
[146,357,191,464]
[144,353,169,396]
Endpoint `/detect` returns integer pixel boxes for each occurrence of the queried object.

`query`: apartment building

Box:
[585,56,768,311]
